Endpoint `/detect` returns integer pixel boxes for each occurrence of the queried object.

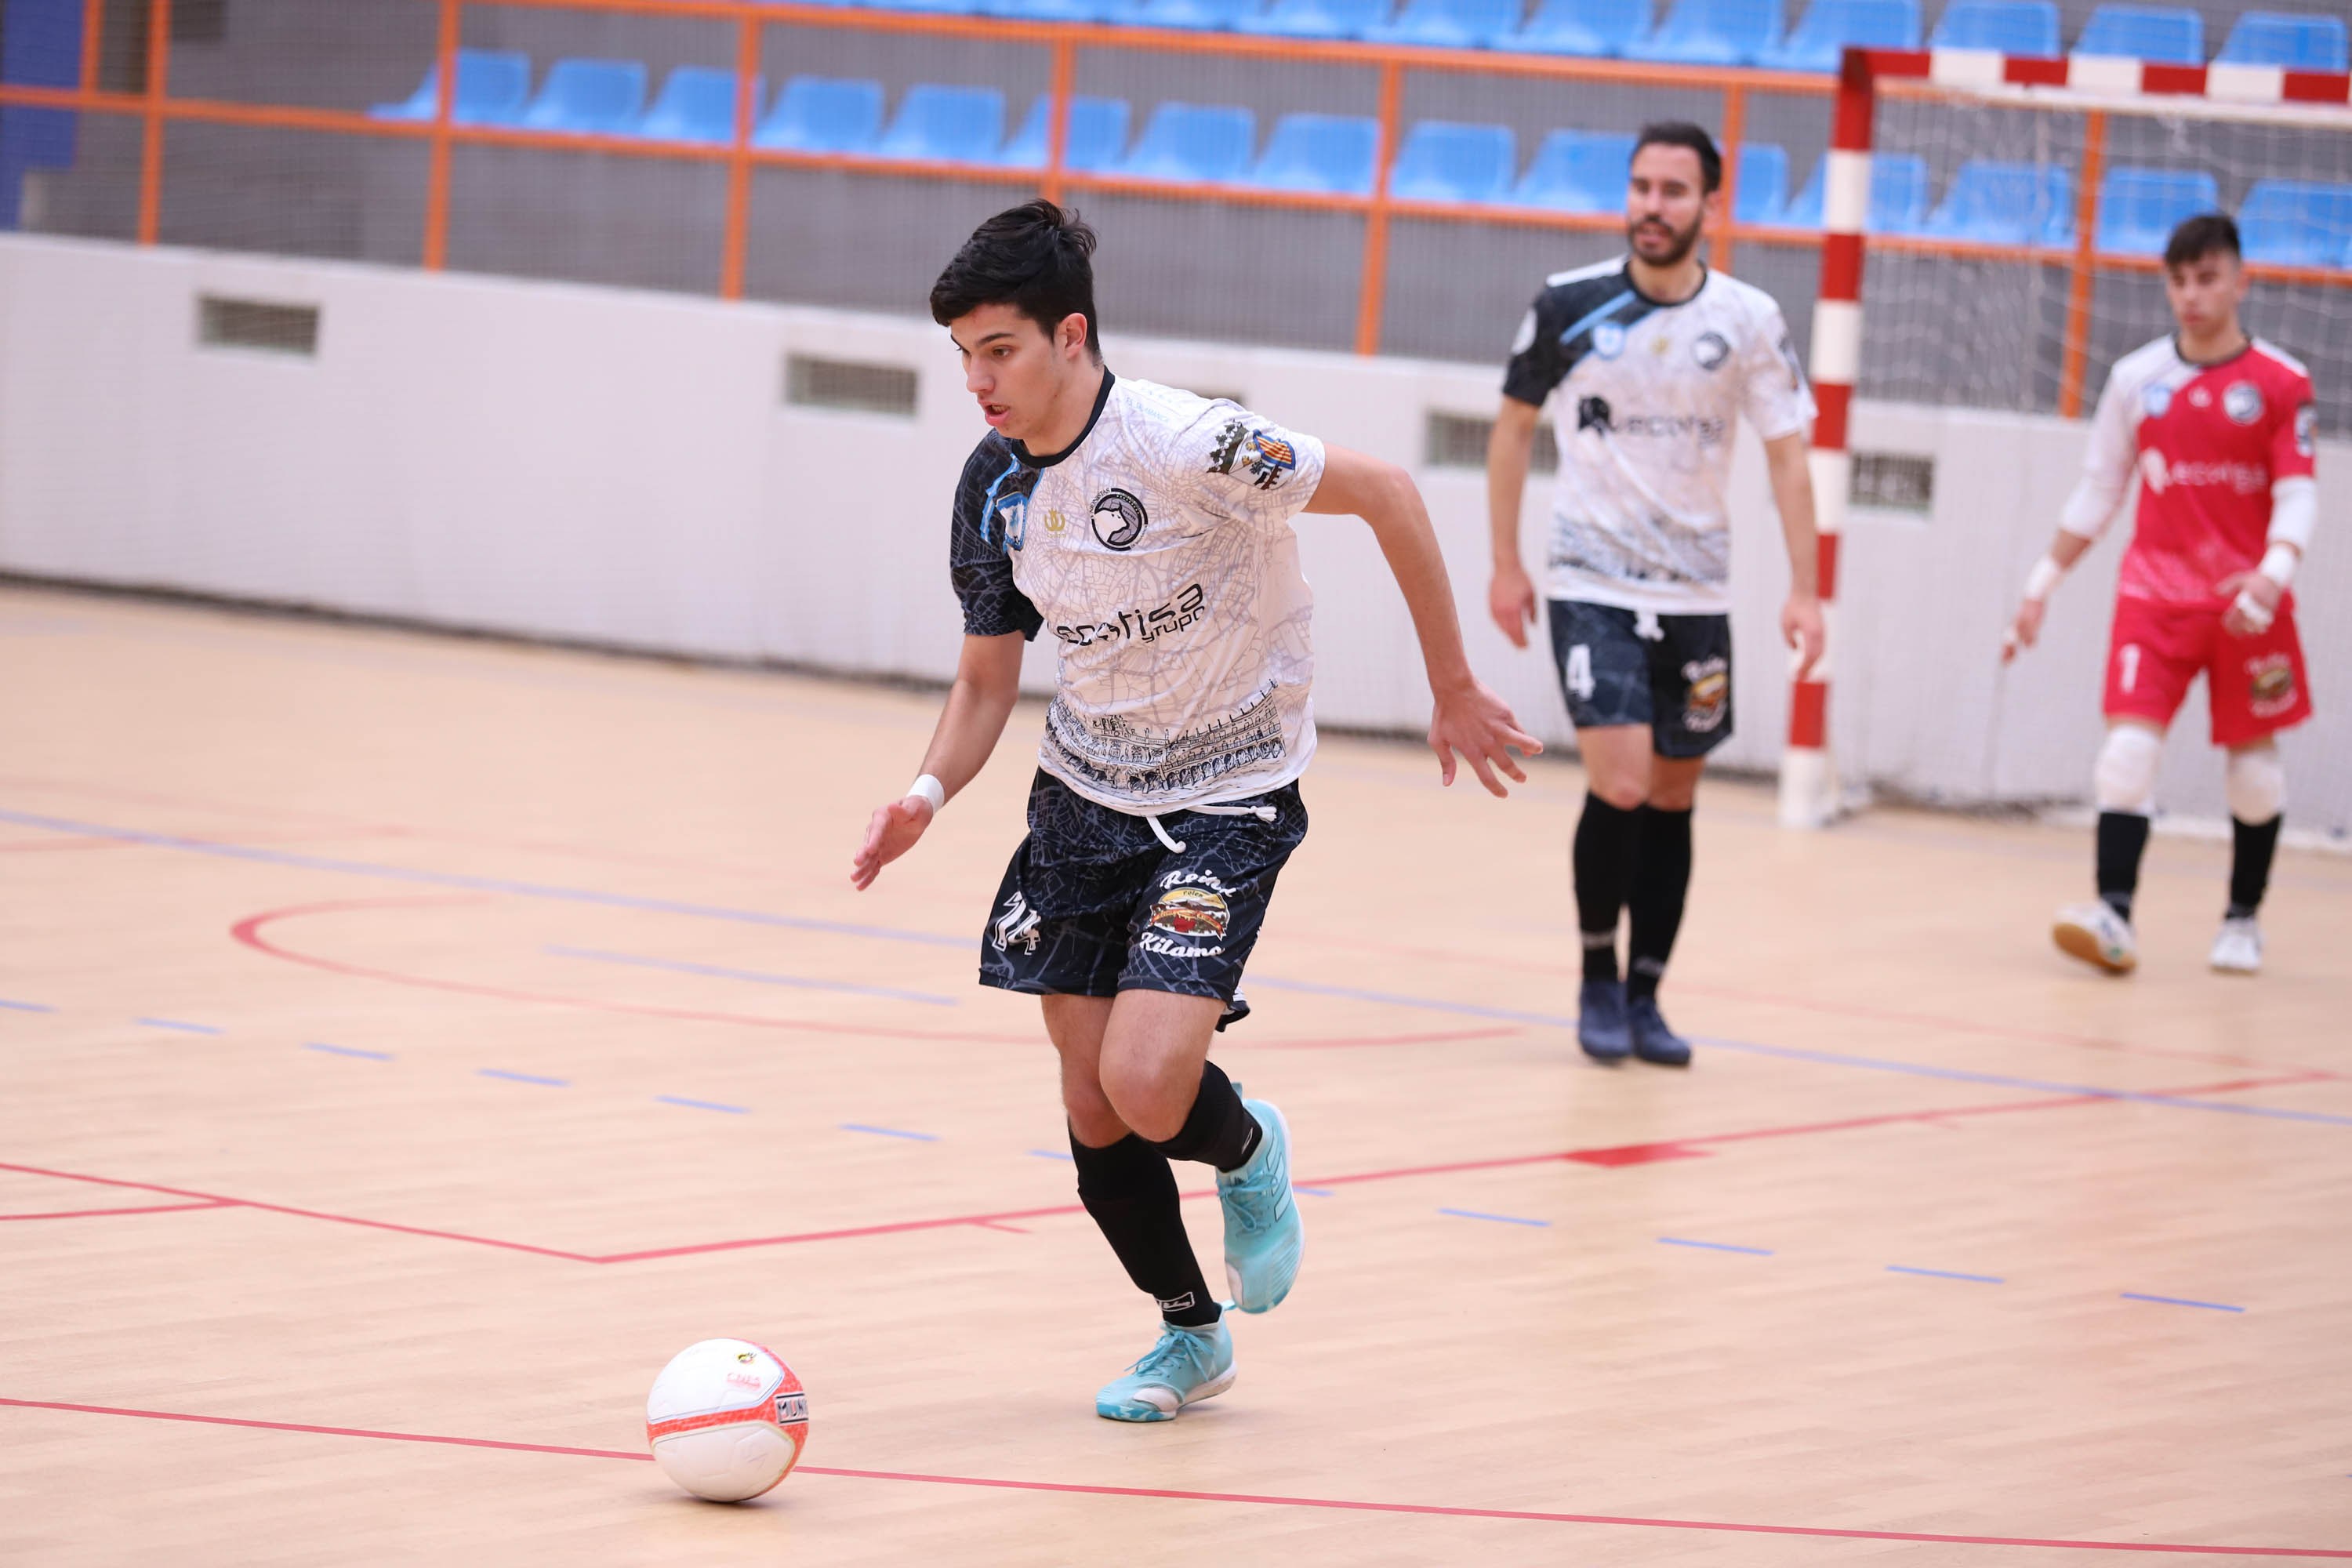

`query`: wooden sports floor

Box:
[4,582,2348,1565]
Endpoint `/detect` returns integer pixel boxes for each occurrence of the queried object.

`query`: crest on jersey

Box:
[1091,488,1149,551]
[2296,404,2315,457]
[2141,383,2172,419]
[2223,381,2263,426]
[1592,321,1626,359]
[1692,332,1731,372]
[1241,430,1296,490]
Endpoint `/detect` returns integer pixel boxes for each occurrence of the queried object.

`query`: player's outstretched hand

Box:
[851,796,934,891]
[1488,564,1539,650]
[1781,593,1826,682]
[1429,680,1542,797]
[2002,597,2046,662]
[2216,570,2283,638]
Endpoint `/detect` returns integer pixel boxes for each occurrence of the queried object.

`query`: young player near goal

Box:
[2004,213,2317,977]
[1486,122,1825,1067]
[851,201,1538,1421]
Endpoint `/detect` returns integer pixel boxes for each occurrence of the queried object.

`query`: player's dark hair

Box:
[2163,212,2241,269]
[930,198,1102,358]
[1632,122,1722,194]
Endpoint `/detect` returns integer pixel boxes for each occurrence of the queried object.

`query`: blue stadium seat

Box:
[1134,0,1265,27]
[875,85,1007,162]
[1116,103,1257,183]
[1246,113,1380,194]
[637,67,760,143]
[370,49,532,124]
[1387,122,1515,203]
[1508,0,1653,53]
[1783,151,1929,230]
[1759,0,1917,70]
[999,96,1131,169]
[1510,129,1635,210]
[2216,12,2347,71]
[1624,0,1783,64]
[863,0,985,14]
[1928,0,2060,56]
[1735,141,1788,222]
[753,77,885,154]
[979,0,1138,20]
[1236,0,1392,40]
[518,60,648,136]
[2071,5,2201,62]
[1922,159,2073,244]
[1370,0,1524,47]
[2237,180,2352,266]
[2093,166,2220,253]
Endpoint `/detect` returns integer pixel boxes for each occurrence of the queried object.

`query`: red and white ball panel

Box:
[645,1338,811,1502]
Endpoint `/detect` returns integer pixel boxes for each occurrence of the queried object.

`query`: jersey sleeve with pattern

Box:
[949,435,1044,641]
[1192,401,1327,532]
[1501,289,1573,409]
[1739,295,1813,443]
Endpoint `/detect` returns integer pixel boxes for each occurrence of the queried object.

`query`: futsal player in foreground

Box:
[1485,122,1824,1067]
[2004,213,2316,977]
[851,200,1538,1421]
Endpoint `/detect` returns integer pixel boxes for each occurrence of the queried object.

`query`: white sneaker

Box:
[2053,902,2137,974]
[2209,915,2262,975]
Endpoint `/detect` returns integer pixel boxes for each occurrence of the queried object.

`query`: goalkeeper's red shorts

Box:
[2103,593,2311,746]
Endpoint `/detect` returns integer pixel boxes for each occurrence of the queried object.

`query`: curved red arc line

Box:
[0,1399,2343,1557]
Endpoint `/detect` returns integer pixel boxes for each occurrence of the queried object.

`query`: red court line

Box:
[0,1200,236,1221]
[3,1398,2343,1558]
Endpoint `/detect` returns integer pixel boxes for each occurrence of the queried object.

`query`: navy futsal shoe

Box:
[1628,996,1692,1067]
[1577,978,1631,1062]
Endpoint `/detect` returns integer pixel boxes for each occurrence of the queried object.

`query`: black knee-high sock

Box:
[1625,804,1693,1004]
[1574,792,1642,983]
[1146,1058,1261,1173]
[2227,814,2282,918]
[1070,1131,1218,1327]
[2096,810,2151,921]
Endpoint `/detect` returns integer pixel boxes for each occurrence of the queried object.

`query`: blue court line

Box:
[136,1018,222,1035]
[305,1042,392,1061]
[2121,1292,2245,1312]
[1659,1236,1773,1255]
[656,1095,750,1114]
[478,1069,568,1087]
[1887,1265,2005,1283]
[1292,1185,1334,1196]
[840,1123,938,1142]
[1439,1207,1551,1227]
[547,945,959,1007]
[1028,1149,1076,1161]
[1246,975,1581,1029]
[1,998,55,1012]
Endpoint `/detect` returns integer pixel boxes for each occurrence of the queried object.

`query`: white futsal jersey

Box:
[1504,257,1814,615]
[949,373,1328,813]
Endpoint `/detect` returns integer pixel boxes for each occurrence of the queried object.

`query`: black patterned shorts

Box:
[978,769,1308,1030]
[1548,598,1734,759]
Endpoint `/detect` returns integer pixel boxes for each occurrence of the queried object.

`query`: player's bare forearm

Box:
[1485,398,1544,648]
[851,632,1023,891]
[1307,444,1542,794]
[1763,431,1820,601]
[2044,531,2095,572]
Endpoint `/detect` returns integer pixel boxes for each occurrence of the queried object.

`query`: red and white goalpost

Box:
[1777,45,2352,829]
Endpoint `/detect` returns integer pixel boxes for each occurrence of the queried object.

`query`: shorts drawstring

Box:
[1146,801,1279,855]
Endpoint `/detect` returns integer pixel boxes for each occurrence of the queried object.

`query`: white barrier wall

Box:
[2,234,2344,834]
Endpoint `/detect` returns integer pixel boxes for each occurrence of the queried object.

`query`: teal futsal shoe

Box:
[1095,1319,1236,1422]
[1218,1090,1303,1313]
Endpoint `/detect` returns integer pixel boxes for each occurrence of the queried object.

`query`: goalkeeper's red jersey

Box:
[2063,336,2318,608]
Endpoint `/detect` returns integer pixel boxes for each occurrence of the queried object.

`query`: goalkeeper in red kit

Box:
[2004,212,2316,976]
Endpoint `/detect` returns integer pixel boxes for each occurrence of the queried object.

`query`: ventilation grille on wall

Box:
[1425,412,1558,475]
[1849,451,1935,515]
[785,355,918,416]
[197,296,320,356]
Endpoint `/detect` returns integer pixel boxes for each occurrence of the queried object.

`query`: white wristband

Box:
[906,774,946,814]
[2023,554,2063,603]
[2257,541,2298,590]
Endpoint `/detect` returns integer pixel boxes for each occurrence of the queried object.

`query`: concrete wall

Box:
[1,233,2344,833]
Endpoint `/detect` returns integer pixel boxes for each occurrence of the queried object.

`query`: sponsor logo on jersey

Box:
[1648,333,1672,358]
[1044,509,1068,534]
[1592,321,1626,359]
[2142,382,2173,419]
[1148,884,1231,940]
[1682,656,1730,731]
[2295,404,2315,458]
[2187,386,2212,408]
[2141,451,2267,495]
[1577,395,1613,433]
[2247,652,2296,715]
[1053,583,1207,648]
[1692,332,1731,371]
[2223,381,2263,426]
[991,890,1042,954]
[1091,487,1149,550]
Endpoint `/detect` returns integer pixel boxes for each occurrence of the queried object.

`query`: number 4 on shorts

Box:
[1564,644,1595,702]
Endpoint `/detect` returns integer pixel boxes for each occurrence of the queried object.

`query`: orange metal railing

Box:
[5,0,2345,385]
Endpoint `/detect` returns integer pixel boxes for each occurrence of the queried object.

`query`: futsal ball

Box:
[644,1338,810,1502]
